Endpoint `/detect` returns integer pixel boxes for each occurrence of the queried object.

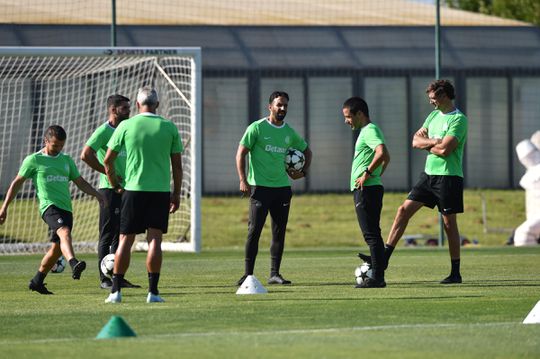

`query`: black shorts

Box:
[407,172,464,214]
[41,205,73,243]
[120,191,170,234]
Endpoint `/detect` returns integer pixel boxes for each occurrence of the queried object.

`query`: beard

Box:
[276,112,286,121]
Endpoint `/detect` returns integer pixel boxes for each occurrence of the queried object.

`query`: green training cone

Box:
[96,316,137,339]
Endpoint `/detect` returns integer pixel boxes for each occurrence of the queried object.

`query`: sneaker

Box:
[71,260,86,280]
[268,274,292,285]
[236,274,248,286]
[100,278,112,289]
[355,278,386,288]
[147,292,165,303]
[29,280,53,295]
[440,274,462,284]
[357,252,372,264]
[105,291,122,303]
[120,278,142,288]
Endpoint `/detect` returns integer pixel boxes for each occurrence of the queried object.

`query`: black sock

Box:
[451,259,461,276]
[32,271,46,285]
[148,272,160,295]
[384,245,395,268]
[244,259,255,276]
[111,274,124,293]
[68,258,78,269]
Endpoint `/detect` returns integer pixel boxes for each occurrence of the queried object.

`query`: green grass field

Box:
[1,247,539,358]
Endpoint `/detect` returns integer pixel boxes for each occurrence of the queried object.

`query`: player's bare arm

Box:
[412,127,441,150]
[288,146,312,180]
[430,135,458,157]
[170,152,182,214]
[103,148,121,191]
[72,176,108,208]
[0,175,27,224]
[236,144,251,196]
[80,146,106,174]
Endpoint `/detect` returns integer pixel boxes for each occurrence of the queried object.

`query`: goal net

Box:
[0,47,201,254]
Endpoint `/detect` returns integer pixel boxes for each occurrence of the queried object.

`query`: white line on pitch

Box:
[0,321,519,345]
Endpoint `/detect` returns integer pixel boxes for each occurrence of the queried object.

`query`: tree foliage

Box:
[445,0,540,26]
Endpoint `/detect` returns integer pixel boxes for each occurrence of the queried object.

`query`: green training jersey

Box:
[107,112,183,192]
[422,109,468,177]
[18,151,80,215]
[350,122,386,191]
[85,121,127,189]
[240,118,307,188]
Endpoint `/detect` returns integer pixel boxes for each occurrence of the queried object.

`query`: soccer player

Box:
[343,97,390,288]
[236,91,312,286]
[0,125,106,294]
[359,79,468,284]
[81,94,140,290]
[103,86,183,303]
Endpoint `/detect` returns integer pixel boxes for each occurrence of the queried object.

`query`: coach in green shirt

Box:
[343,97,390,288]
[236,91,312,286]
[368,79,468,284]
[103,86,183,304]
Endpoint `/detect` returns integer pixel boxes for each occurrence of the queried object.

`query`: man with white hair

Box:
[103,86,184,303]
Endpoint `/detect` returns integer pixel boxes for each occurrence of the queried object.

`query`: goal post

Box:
[0,47,202,254]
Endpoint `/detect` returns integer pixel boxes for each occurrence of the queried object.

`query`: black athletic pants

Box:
[244,186,292,276]
[97,188,122,282]
[354,185,385,281]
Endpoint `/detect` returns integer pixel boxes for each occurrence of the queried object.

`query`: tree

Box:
[445,0,540,26]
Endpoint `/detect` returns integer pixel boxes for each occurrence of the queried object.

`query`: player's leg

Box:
[144,191,169,302]
[97,189,116,287]
[146,228,164,302]
[106,190,140,303]
[56,226,86,280]
[268,187,292,284]
[29,241,61,295]
[354,186,386,288]
[383,173,437,268]
[438,175,464,284]
[239,186,270,284]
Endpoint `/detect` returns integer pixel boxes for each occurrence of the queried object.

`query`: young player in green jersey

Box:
[359,79,468,284]
[0,125,106,294]
[81,94,140,290]
[236,91,312,286]
[103,86,183,304]
[343,97,390,288]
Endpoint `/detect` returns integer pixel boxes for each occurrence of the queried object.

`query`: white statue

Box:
[514,131,540,246]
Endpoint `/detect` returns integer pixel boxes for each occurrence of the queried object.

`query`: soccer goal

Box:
[0,47,201,254]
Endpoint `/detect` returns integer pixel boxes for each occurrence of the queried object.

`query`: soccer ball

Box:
[285,148,305,171]
[51,256,66,273]
[100,254,115,278]
[354,262,373,285]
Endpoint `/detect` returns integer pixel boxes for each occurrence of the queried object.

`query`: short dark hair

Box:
[269,91,289,104]
[107,94,130,108]
[44,125,67,141]
[343,97,369,118]
[426,79,455,100]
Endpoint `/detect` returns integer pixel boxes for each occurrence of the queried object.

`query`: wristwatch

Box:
[364,168,372,176]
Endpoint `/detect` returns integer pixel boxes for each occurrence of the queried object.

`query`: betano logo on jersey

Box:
[265,145,287,154]
[46,175,69,183]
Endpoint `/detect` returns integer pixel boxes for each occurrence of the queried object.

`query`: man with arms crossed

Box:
[343,97,390,288]
[0,125,106,294]
[359,79,468,284]
[104,86,183,303]
[236,91,312,286]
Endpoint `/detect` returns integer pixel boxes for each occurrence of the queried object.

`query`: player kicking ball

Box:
[0,125,107,294]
